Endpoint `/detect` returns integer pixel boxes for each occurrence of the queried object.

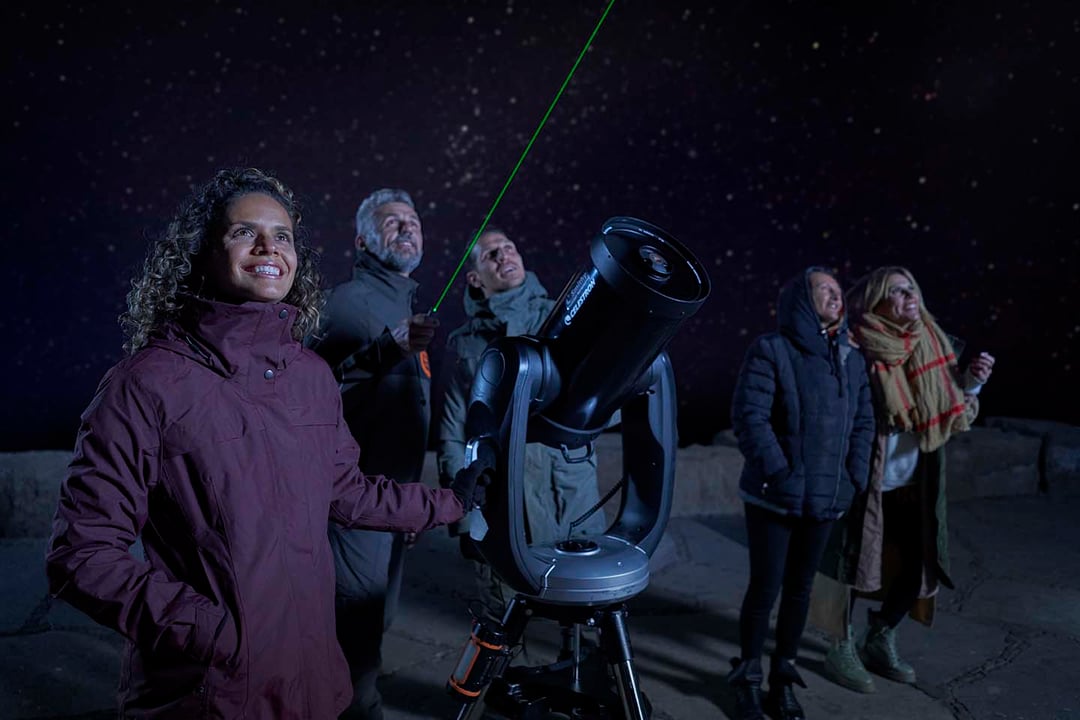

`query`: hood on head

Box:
[777,266,846,355]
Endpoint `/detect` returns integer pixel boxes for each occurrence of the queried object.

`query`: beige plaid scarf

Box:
[854,311,969,452]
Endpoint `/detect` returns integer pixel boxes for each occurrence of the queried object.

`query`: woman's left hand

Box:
[968,351,995,384]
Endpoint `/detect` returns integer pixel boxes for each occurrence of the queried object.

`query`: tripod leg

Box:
[571,622,582,692]
[454,698,484,720]
[449,596,532,720]
[557,620,586,692]
[500,594,531,648]
[599,607,648,720]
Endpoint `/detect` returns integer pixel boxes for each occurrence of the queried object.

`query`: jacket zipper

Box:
[831,367,849,514]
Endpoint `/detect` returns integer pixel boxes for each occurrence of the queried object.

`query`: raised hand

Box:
[391,313,439,354]
[965,351,995,389]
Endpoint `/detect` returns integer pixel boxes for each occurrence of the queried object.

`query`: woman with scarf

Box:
[819,266,995,694]
[727,267,875,720]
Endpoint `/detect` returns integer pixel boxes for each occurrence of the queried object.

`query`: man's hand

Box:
[391,313,439,355]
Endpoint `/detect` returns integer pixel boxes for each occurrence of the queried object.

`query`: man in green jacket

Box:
[437,228,607,617]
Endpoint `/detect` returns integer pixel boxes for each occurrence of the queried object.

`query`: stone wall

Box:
[983,417,1080,497]
[0,451,70,539]
[3,417,1076,538]
[944,427,1042,501]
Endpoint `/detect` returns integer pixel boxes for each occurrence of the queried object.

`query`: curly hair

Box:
[120,168,323,354]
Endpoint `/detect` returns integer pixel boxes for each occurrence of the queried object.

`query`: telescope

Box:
[447,217,710,720]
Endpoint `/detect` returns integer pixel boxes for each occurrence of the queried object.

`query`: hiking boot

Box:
[764,657,806,720]
[823,624,876,693]
[860,610,916,684]
[726,657,765,720]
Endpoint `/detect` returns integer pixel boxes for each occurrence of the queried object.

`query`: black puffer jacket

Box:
[731,268,874,519]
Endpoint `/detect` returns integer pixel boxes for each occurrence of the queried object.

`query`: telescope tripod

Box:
[452,595,651,720]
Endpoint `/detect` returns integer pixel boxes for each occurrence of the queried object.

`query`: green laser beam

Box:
[429,0,616,314]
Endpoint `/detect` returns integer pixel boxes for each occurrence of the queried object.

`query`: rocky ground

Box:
[2,418,1078,719]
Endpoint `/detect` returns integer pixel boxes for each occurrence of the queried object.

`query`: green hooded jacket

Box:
[436,272,606,543]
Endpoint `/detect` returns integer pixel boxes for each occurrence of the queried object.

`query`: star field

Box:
[2,0,1077,450]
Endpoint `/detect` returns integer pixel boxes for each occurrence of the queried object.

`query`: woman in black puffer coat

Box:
[726,267,875,720]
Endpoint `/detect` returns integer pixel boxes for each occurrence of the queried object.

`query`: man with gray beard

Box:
[307,188,438,720]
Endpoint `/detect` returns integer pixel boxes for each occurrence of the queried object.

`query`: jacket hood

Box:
[463,271,549,326]
[777,267,848,356]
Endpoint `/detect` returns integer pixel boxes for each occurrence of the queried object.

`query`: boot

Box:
[764,657,807,720]
[726,657,765,720]
[823,624,876,693]
[860,610,917,684]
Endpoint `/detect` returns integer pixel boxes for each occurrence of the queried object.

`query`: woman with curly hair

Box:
[45,168,487,719]
[118,168,323,353]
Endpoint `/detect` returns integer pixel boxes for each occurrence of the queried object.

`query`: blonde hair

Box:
[846,265,932,325]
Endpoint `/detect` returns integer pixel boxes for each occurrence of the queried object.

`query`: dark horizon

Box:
[4,1,1078,452]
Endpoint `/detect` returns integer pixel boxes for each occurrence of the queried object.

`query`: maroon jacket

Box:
[46,298,464,719]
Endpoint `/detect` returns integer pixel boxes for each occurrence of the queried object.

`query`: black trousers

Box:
[328,524,407,720]
[739,503,834,661]
[877,484,924,627]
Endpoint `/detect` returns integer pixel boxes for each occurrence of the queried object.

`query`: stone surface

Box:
[0,451,68,539]
[945,427,1041,501]
[921,496,1080,719]
[0,629,122,719]
[5,422,1079,718]
[8,421,1077,537]
[983,416,1075,437]
[3,497,1080,719]
[593,433,746,519]
[983,417,1080,497]
[0,538,51,635]
[1045,427,1080,497]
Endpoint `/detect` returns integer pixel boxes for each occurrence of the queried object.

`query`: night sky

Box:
[3,1,1077,452]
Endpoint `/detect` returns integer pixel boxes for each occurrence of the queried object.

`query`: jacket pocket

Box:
[196,612,242,719]
[833,467,857,513]
[208,607,239,668]
[160,406,265,542]
[187,603,236,667]
[762,464,804,507]
[289,406,340,554]
[288,404,339,427]
[288,404,340,468]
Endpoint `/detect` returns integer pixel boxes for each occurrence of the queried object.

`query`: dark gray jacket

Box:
[731,268,874,520]
[308,251,430,484]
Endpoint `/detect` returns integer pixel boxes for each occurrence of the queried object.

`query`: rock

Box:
[983,417,1080,497]
[595,434,744,517]
[983,416,1074,437]
[1045,427,1080,497]
[0,451,69,538]
[945,426,1041,501]
[709,428,739,448]
[671,443,744,515]
[3,418,1076,537]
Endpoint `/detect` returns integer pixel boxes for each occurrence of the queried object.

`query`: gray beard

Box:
[369,242,422,275]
